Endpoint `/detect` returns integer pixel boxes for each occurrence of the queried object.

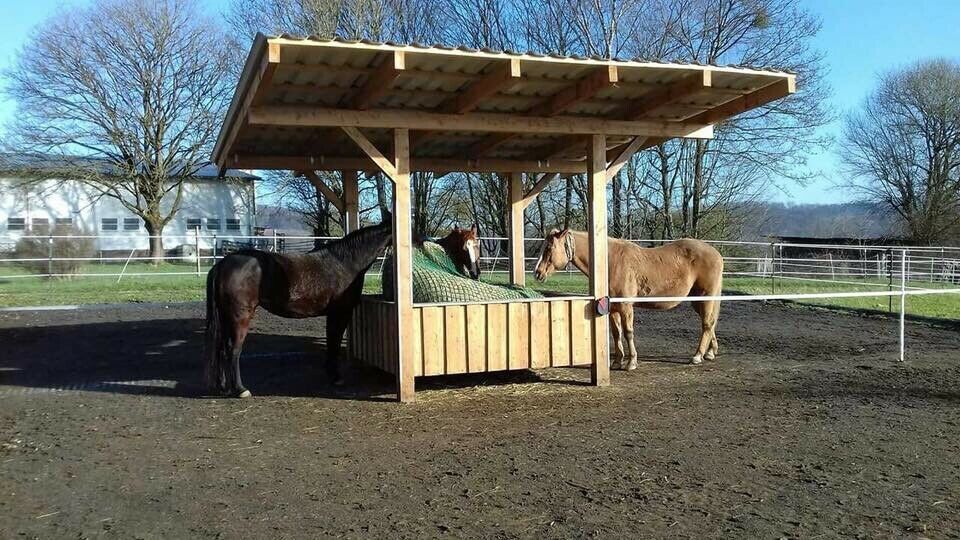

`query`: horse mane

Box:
[314,221,391,261]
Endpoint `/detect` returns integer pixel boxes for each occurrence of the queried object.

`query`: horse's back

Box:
[611,238,722,305]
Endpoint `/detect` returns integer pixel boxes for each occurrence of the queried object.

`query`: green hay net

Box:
[382,241,542,303]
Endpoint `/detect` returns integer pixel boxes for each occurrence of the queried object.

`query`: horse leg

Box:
[691,301,713,364]
[705,300,720,360]
[325,314,349,386]
[621,305,638,371]
[229,314,253,398]
[609,309,624,370]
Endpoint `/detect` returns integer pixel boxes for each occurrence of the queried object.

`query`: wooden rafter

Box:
[445,59,521,114]
[684,77,795,124]
[226,154,589,174]
[341,126,398,179]
[348,51,405,110]
[605,137,647,180]
[469,66,618,158]
[250,106,713,139]
[520,173,559,208]
[299,170,344,212]
[608,71,711,120]
[412,59,522,148]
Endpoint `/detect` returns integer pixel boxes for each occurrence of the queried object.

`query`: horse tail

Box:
[204,262,226,392]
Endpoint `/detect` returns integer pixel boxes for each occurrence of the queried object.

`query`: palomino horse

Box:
[434,224,481,279]
[205,220,392,397]
[534,229,723,368]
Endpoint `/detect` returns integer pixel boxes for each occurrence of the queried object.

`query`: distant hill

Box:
[749,202,898,239]
[257,205,312,235]
[258,201,900,241]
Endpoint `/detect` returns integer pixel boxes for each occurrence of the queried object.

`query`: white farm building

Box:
[0,158,259,253]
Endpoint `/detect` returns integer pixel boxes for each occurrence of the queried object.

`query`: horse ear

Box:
[559,227,570,238]
[470,223,478,234]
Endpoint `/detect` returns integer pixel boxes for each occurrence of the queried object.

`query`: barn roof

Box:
[214,34,796,174]
[0,154,258,180]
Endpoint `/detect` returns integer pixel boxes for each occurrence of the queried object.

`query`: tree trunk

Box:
[143,220,165,264]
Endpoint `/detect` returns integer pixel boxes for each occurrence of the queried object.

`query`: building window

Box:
[55,217,73,225]
[32,218,49,230]
[124,218,140,231]
[101,218,118,231]
[206,218,221,231]
[226,219,241,231]
[186,218,202,230]
[7,217,25,231]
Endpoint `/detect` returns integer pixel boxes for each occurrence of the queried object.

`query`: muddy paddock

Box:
[1,300,959,538]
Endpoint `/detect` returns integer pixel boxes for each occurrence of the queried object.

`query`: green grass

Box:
[0,262,213,306]
[1,263,958,321]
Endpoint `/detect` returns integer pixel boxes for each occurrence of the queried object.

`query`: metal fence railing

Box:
[2,233,960,286]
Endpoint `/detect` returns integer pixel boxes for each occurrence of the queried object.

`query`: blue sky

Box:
[0,0,957,204]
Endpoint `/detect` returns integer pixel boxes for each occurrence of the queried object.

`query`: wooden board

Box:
[353,297,594,377]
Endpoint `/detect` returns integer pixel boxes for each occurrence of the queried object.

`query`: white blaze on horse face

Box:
[465,239,478,265]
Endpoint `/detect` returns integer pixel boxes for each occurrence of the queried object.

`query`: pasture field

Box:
[2,301,959,537]
[2,263,958,321]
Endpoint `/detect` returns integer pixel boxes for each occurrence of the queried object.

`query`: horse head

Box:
[437,224,481,280]
[534,228,571,282]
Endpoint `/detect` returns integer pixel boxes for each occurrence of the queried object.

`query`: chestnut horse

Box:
[534,229,723,369]
[433,224,481,279]
[204,220,392,397]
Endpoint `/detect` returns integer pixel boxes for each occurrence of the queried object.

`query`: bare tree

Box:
[4,0,234,260]
[630,0,831,240]
[840,59,960,244]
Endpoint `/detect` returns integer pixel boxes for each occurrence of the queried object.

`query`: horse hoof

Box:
[625,361,638,371]
[704,351,716,361]
[691,356,703,365]
[238,389,252,398]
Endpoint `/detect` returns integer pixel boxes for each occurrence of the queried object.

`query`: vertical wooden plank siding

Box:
[422,306,444,375]
[508,172,525,286]
[506,302,530,369]
[466,304,487,373]
[486,303,508,371]
[444,306,468,374]
[570,299,592,365]
[529,301,551,368]
[588,134,611,386]
[392,128,416,400]
[413,306,423,376]
[549,300,571,366]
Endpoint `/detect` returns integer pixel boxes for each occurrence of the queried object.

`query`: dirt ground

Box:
[1,300,959,539]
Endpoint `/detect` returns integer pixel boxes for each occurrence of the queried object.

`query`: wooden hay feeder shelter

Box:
[213,34,795,402]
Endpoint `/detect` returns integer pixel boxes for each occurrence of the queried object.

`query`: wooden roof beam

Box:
[299,170,344,212]
[341,126,398,179]
[225,154,589,174]
[469,66,618,158]
[348,51,406,110]
[685,77,795,124]
[605,137,647,180]
[444,58,522,114]
[610,70,711,120]
[412,59,522,149]
[520,173,560,208]
[249,105,714,139]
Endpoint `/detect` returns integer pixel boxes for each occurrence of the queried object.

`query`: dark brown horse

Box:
[205,220,392,397]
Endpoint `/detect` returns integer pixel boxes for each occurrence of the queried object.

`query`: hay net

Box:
[382,241,542,303]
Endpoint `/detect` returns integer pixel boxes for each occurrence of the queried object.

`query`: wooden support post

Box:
[587,134,610,386]
[342,170,359,233]
[391,128,416,402]
[508,172,525,286]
